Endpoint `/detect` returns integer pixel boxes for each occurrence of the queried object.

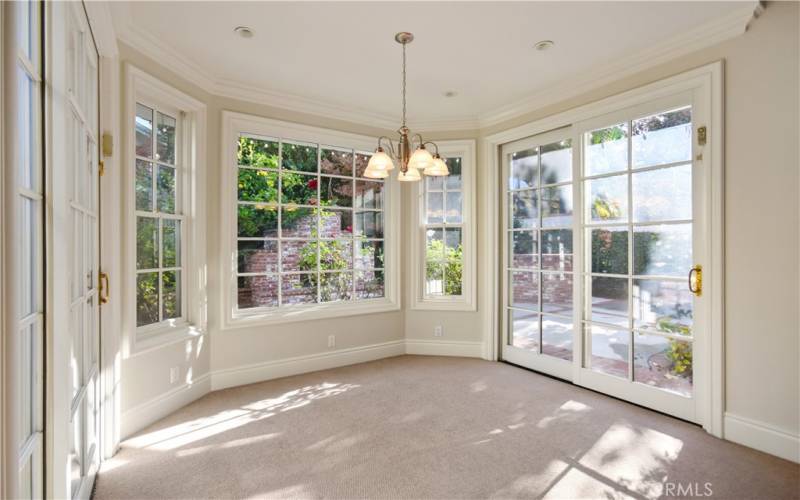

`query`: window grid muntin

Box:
[134,101,185,328]
[506,141,575,356]
[236,134,385,309]
[581,110,694,391]
[423,158,464,298]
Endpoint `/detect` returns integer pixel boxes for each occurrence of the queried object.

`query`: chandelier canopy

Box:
[363,32,449,182]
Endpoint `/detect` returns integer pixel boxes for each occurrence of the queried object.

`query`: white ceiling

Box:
[110,1,758,129]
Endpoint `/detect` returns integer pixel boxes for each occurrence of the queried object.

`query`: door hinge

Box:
[697,126,707,146]
[99,160,105,176]
[99,272,110,305]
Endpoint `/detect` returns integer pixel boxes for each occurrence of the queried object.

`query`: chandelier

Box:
[364,32,449,181]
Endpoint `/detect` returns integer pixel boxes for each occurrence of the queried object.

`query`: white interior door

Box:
[52,2,101,498]
[501,89,708,423]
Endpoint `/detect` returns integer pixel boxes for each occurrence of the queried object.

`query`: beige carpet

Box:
[95,356,799,499]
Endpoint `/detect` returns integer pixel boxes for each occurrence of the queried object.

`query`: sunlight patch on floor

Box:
[537,400,592,429]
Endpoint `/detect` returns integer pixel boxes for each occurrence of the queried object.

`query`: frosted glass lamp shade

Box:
[397,167,421,182]
[367,150,394,171]
[407,147,433,171]
[424,156,449,176]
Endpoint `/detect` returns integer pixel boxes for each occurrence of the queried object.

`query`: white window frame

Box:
[123,64,206,354]
[220,111,401,329]
[409,140,476,311]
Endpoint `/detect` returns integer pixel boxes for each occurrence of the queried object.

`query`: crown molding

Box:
[113,1,761,133]
[476,1,763,128]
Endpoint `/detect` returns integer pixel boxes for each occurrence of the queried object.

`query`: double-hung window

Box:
[411,140,476,310]
[127,65,206,347]
[223,112,400,327]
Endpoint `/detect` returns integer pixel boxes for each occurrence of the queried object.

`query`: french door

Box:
[51,2,102,498]
[502,90,708,423]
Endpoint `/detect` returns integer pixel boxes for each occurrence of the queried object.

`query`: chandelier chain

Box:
[401,41,407,128]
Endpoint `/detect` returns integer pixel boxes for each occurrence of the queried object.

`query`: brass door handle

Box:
[99,272,110,304]
[688,265,702,297]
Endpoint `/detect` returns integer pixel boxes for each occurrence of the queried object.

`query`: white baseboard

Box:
[211,339,406,391]
[405,339,484,358]
[724,413,800,463]
[121,372,212,439]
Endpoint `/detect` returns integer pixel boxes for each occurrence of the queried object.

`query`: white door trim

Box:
[482,61,724,436]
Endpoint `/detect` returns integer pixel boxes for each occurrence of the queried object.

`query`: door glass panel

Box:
[510,271,538,310]
[542,315,573,361]
[511,190,537,228]
[585,123,628,176]
[510,309,539,351]
[633,279,693,335]
[587,174,628,223]
[634,332,692,396]
[540,140,572,184]
[540,229,572,271]
[540,184,573,228]
[509,149,537,189]
[632,164,692,222]
[633,224,692,276]
[542,273,573,315]
[590,227,628,274]
[589,325,629,379]
[590,276,628,327]
[632,107,692,168]
[511,231,537,269]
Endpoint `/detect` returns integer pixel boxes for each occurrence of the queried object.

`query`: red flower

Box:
[345,225,352,233]
[307,178,318,189]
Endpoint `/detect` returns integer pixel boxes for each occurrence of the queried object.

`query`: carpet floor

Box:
[95,356,799,499]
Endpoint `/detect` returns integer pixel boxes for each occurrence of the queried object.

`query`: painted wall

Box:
[116,1,798,448]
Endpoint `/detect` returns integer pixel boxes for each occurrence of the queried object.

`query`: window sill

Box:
[224,297,400,330]
[411,296,477,312]
[131,321,205,356]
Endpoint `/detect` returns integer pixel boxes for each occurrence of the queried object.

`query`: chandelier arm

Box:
[410,133,425,150]
[422,141,440,156]
[377,136,397,159]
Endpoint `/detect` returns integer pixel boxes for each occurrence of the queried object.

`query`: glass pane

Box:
[445,228,462,255]
[585,123,628,175]
[136,217,158,269]
[542,273,573,315]
[589,325,629,379]
[445,157,462,190]
[510,309,539,351]
[135,160,153,211]
[510,271,538,310]
[426,175,443,191]
[541,229,573,271]
[511,230,538,269]
[321,238,353,271]
[444,263,462,296]
[542,315,573,361]
[634,333,692,396]
[355,270,384,299]
[590,227,628,274]
[509,148,537,190]
[281,273,318,304]
[355,239,383,269]
[320,176,352,207]
[591,276,628,327]
[355,180,383,209]
[540,140,572,184]
[511,190,537,229]
[425,262,444,296]
[162,270,181,320]
[70,411,83,497]
[238,136,279,168]
[281,172,318,205]
[587,174,627,223]
[157,165,176,214]
[238,168,279,203]
[320,272,353,302]
[281,240,317,272]
[632,164,692,222]
[156,112,176,164]
[354,210,383,238]
[238,275,278,309]
[20,199,36,317]
[282,141,318,172]
[541,184,572,228]
[445,191,463,223]
[426,228,444,261]
[633,279,693,335]
[427,192,444,223]
[70,306,82,397]
[633,223,692,276]
[19,325,33,442]
[135,103,153,158]
[281,207,317,238]
[238,204,278,238]
[632,107,692,169]
[354,153,370,178]
[321,148,354,176]
[136,272,159,326]
[238,240,278,273]
[162,219,181,268]
[320,208,353,238]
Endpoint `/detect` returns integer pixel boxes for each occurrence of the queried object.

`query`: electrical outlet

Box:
[434,325,443,337]
[328,335,336,348]
[170,366,180,384]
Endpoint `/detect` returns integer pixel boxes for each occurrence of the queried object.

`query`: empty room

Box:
[1,1,799,498]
